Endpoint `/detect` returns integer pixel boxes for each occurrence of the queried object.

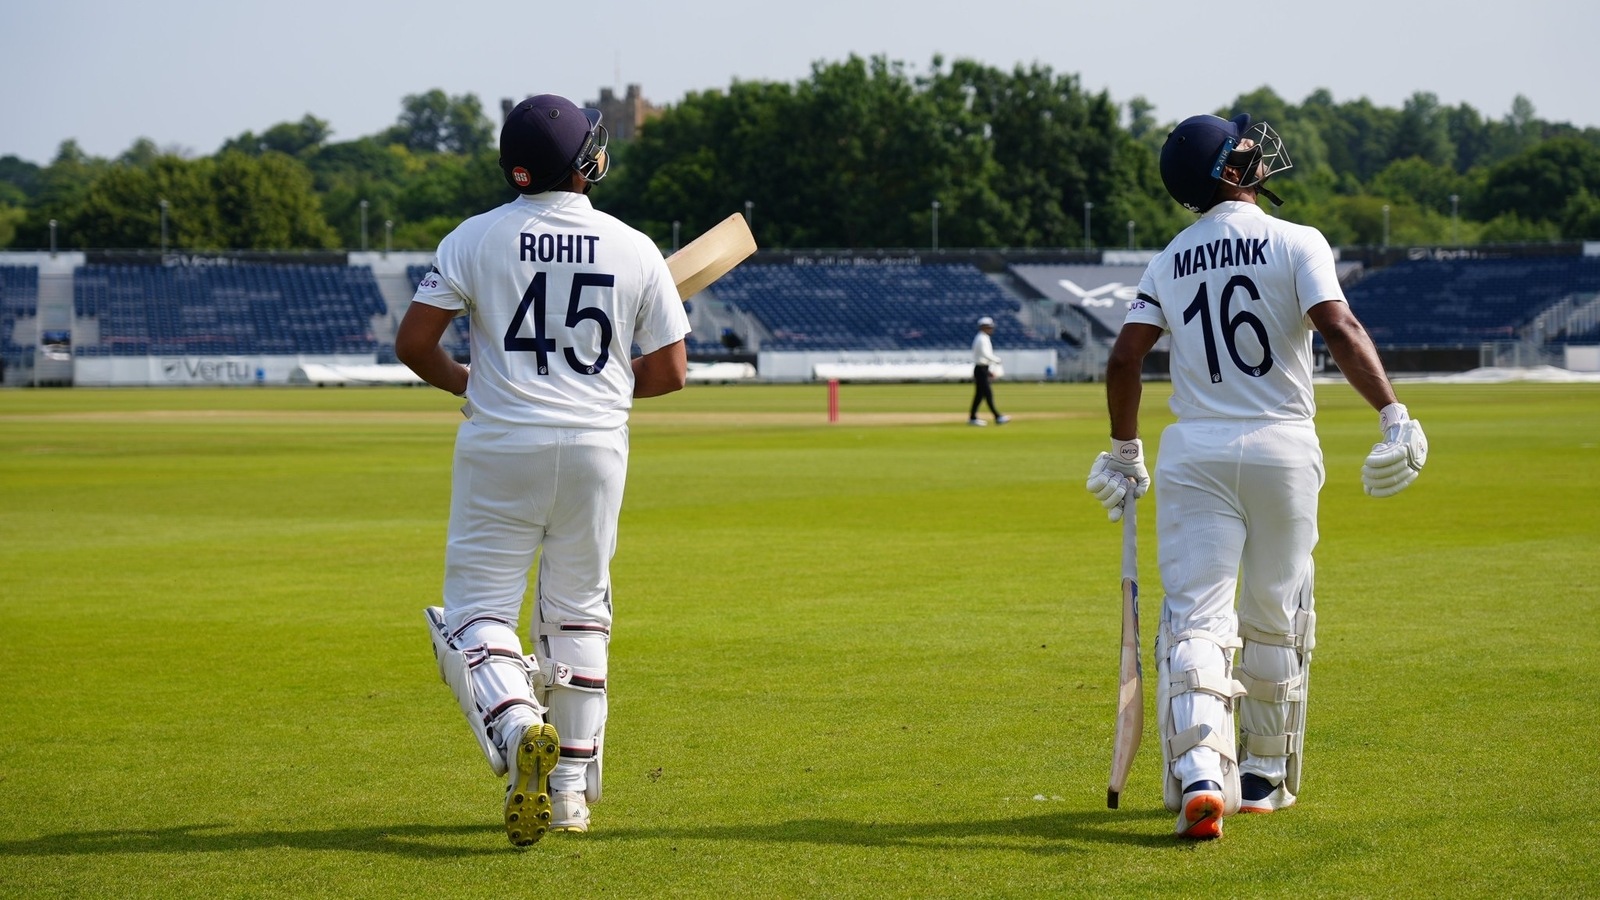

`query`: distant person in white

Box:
[1084,113,1428,840]
[396,93,690,846]
[968,316,1009,426]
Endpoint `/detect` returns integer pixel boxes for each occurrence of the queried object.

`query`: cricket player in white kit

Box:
[1085,113,1428,840]
[396,94,690,847]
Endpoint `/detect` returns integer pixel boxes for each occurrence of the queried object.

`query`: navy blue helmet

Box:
[1159,113,1292,212]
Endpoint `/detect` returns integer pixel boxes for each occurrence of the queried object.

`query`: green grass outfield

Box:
[1,381,1596,898]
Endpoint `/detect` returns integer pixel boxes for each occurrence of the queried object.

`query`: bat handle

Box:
[1120,492,1137,580]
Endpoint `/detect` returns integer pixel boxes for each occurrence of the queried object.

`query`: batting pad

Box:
[1156,619,1246,815]
[425,606,543,777]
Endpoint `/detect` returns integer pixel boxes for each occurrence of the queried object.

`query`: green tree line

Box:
[3,58,1599,254]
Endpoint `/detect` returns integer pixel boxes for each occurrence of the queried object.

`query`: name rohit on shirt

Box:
[521,231,600,264]
[1173,237,1269,279]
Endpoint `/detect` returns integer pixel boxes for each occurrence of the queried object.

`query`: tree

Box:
[209,151,339,249]
[1369,157,1469,215]
[384,91,493,155]
[1479,137,1600,229]
[1392,92,1455,170]
[0,155,42,200]
[221,114,332,158]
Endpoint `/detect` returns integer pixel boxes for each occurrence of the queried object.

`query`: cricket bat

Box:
[1107,492,1142,809]
[665,212,757,301]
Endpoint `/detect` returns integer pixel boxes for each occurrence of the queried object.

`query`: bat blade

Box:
[665,212,757,301]
[1107,495,1143,809]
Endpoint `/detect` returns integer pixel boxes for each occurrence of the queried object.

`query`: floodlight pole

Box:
[360,200,369,251]
[1083,201,1093,251]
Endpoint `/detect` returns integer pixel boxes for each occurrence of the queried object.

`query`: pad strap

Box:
[1240,610,1314,653]
[1163,626,1243,653]
[1237,669,1307,704]
[1167,723,1238,764]
[1242,729,1304,758]
[538,621,612,638]
[1165,667,1247,703]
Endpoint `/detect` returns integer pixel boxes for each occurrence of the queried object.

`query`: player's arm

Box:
[1106,322,1163,440]
[1309,299,1428,497]
[395,301,470,396]
[1087,321,1163,521]
[632,339,687,398]
[1306,299,1396,411]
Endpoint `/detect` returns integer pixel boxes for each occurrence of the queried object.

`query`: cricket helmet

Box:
[1159,113,1292,212]
[499,94,611,195]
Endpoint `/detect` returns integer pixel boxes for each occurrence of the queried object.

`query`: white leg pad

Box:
[1238,561,1316,794]
[537,619,609,804]
[424,607,544,778]
[1156,617,1246,814]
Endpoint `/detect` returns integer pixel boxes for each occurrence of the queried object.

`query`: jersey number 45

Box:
[505,272,616,376]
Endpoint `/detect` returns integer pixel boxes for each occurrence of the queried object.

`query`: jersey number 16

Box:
[1181,274,1275,383]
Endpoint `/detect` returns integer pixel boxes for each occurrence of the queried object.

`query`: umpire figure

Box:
[968,316,1010,426]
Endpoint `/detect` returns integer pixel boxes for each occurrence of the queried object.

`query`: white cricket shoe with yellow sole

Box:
[504,723,559,847]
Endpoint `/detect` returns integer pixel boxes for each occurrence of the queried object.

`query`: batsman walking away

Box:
[1085,111,1429,840]
[396,93,691,847]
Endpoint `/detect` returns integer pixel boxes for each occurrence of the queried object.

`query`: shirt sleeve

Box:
[1125,259,1169,331]
[631,236,692,355]
[1293,226,1346,316]
[411,232,469,313]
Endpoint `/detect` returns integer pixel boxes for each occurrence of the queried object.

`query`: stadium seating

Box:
[74,264,385,356]
[1344,256,1600,346]
[708,263,1058,351]
[0,266,39,368]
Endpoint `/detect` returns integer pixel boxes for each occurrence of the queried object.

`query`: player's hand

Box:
[1087,438,1150,522]
[1362,403,1427,498]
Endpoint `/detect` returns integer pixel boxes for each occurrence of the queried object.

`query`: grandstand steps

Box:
[369,270,417,346]
[1522,291,1600,344]
[690,290,770,354]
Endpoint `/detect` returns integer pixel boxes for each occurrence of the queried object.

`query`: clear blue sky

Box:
[2,0,1596,166]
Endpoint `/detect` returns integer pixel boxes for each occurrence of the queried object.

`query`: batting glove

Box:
[1361,403,1428,498]
[1087,438,1150,522]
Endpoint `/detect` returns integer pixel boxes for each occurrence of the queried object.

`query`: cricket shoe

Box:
[504,722,559,847]
[1174,780,1226,840]
[549,791,591,834]
[996,415,1011,425]
[1239,774,1297,814]
[968,418,987,426]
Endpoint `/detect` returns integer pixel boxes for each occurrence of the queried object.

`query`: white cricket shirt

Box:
[412,192,690,428]
[972,331,1000,366]
[1127,201,1344,422]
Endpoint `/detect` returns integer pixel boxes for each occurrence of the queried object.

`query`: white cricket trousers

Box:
[439,419,628,773]
[1155,418,1323,789]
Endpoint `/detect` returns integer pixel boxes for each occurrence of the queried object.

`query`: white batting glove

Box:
[1362,403,1428,498]
[1086,438,1150,522]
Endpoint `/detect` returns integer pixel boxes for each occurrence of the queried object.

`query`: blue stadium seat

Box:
[1345,257,1600,346]
[75,263,383,356]
[708,263,1057,351]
